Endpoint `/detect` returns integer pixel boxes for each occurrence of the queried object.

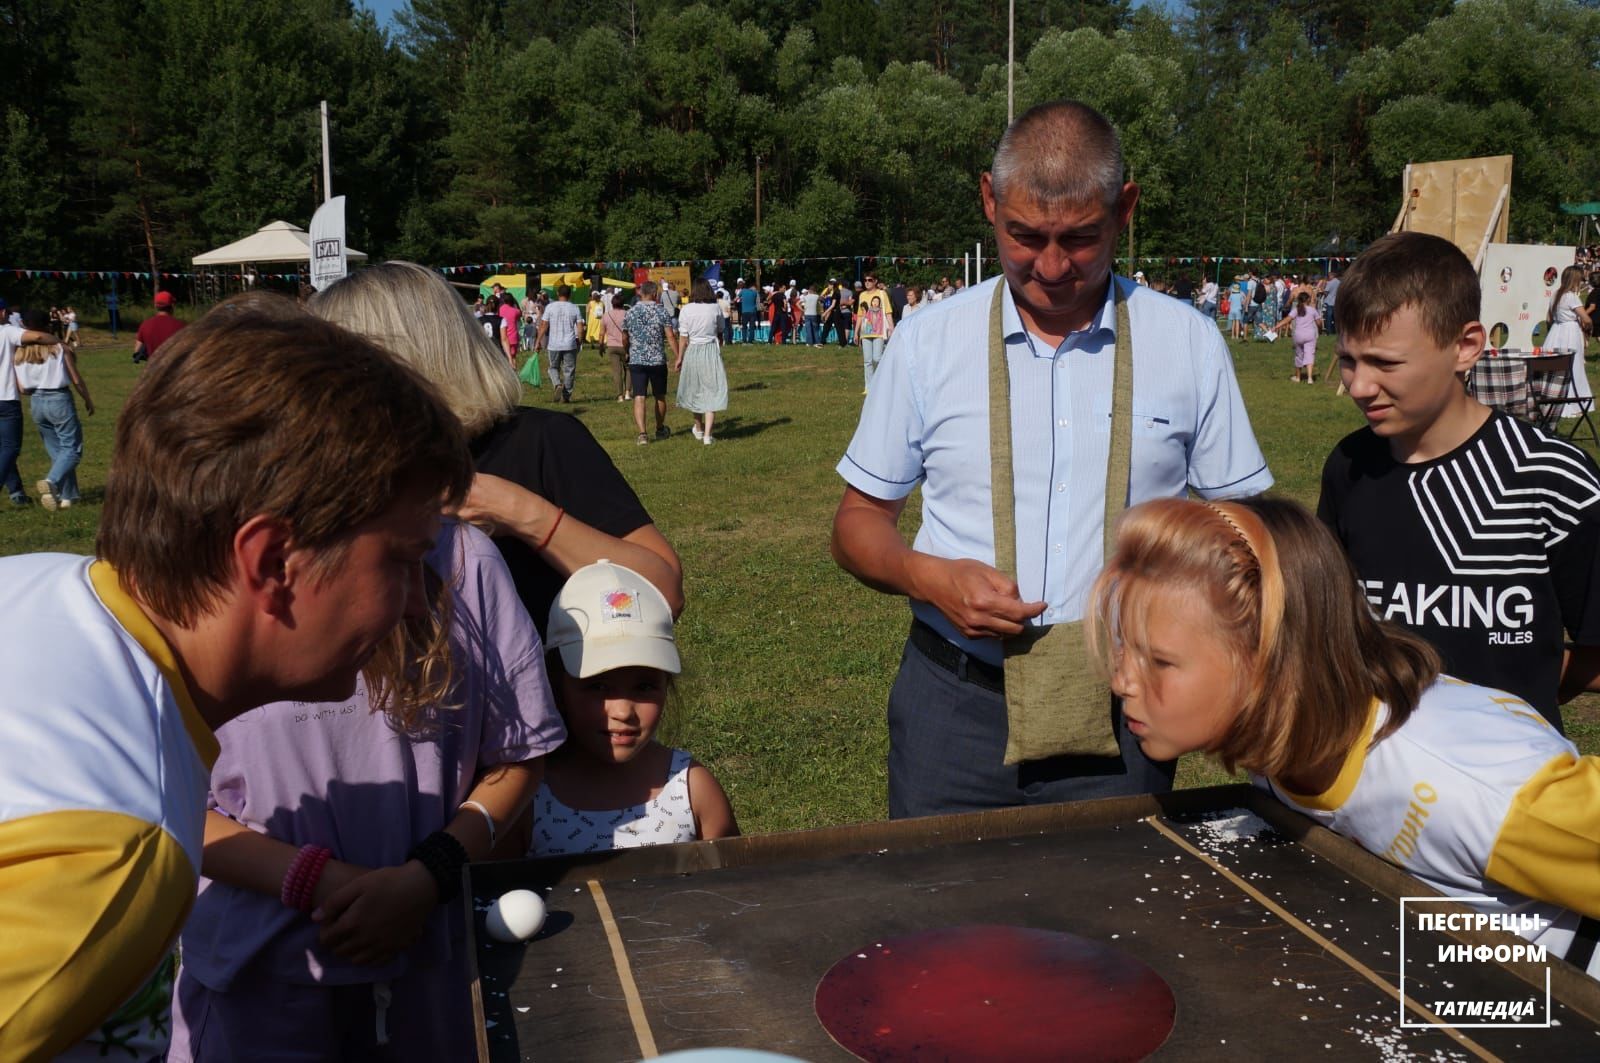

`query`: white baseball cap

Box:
[546,561,680,678]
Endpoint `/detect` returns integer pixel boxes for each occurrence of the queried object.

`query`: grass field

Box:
[9,322,1599,833]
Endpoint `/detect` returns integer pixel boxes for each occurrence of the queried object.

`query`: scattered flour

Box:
[1189,809,1276,846]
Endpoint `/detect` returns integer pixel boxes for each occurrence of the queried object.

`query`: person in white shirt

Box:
[13,308,94,509]
[801,287,822,346]
[0,302,474,1058]
[0,297,60,505]
[674,281,729,445]
[1091,496,1600,982]
[715,285,733,344]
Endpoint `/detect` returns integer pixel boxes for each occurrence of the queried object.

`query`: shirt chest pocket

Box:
[1089,399,1188,483]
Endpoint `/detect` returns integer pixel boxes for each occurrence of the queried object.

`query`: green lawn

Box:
[8,325,1599,832]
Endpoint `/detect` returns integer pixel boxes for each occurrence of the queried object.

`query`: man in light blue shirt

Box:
[831,100,1273,818]
[539,284,584,402]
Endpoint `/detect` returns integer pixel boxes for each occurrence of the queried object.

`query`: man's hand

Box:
[910,555,1047,639]
[313,861,438,967]
[831,486,1046,639]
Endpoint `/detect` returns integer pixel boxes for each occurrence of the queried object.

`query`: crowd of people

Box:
[2,97,1600,1061]
[468,271,976,412]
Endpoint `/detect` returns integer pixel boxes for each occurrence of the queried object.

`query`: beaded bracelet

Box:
[281,845,333,911]
[408,831,469,902]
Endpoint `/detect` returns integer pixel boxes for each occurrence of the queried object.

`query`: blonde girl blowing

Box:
[531,561,738,854]
[1087,496,1600,978]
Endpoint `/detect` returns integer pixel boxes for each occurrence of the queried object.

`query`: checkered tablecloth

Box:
[1467,351,1576,428]
[1468,357,1535,421]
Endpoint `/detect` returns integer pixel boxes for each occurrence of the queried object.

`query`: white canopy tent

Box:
[191,219,367,268]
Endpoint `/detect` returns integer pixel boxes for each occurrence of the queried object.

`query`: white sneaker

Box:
[691,423,703,440]
[702,435,714,446]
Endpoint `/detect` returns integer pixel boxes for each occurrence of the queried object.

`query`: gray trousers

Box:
[887,632,1174,819]
[547,347,577,393]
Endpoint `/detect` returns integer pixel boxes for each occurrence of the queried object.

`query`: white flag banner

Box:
[309,195,348,291]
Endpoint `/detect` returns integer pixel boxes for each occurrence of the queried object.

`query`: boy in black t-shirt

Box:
[1318,232,1600,728]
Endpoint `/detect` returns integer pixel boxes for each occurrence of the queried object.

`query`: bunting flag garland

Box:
[4,251,1362,286]
[6,267,305,282]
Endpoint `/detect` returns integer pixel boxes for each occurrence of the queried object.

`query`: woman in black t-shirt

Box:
[310,262,684,632]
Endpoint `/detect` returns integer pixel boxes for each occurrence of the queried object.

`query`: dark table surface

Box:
[468,785,1600,1062]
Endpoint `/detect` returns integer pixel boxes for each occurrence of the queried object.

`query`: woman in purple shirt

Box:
[170,519,566,1060]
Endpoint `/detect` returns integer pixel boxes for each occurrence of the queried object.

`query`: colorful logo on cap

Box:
[602,588,638,622]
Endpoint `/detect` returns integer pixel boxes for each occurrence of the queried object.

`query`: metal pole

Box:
[964,253,971,287]
[1007,0,1015,125]
[754,154,762,291]
[975,240,983,283]
[320,100,332,203]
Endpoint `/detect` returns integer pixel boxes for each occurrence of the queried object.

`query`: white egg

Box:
[486,889,546,943]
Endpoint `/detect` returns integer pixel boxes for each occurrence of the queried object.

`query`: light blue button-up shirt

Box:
[838,275,1273,666]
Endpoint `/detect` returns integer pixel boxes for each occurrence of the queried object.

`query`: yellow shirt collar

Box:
[89,561,220,768]
[1273,698,1380,812]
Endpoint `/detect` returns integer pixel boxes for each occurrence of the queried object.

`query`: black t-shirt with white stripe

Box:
[1318,411,1600,728]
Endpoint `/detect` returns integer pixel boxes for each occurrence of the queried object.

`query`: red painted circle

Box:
[814,924,1175,1062]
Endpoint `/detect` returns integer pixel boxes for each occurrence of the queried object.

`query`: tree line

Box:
[3,0,1598,303]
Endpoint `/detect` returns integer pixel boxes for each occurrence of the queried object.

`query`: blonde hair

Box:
[1551,265,1587,324]
[15,310,58,364]
[364,543,458,735]
[310,261,521,437]
[13,341,58,366]
[1086,496,1440,779]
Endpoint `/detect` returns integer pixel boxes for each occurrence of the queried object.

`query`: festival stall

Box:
[479,273,529,302]
[191,220,367,299]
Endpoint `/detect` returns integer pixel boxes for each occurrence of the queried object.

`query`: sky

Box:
[360,0,404,26]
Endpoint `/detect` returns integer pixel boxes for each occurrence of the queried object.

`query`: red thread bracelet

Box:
[536,508,565,551]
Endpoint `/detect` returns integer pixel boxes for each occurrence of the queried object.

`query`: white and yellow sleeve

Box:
[0,810,195,1060]
[1487,753,1600,919]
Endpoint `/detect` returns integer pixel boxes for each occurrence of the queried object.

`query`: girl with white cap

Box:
[529,561,738,854]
